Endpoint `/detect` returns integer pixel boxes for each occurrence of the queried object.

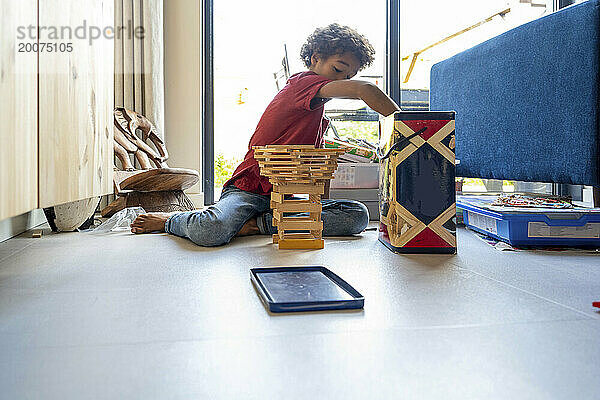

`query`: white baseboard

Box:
[0,209,47,243]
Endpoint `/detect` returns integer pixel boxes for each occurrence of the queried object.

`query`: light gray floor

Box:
[1,223,599,400]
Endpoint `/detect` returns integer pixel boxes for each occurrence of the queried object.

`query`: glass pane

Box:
[213,0,386,197]
[402,0,554,194]
[400,0,553,96]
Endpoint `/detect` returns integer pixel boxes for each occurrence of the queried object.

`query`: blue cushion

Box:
[430,0,600,186]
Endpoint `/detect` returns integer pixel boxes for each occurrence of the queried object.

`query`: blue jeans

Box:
[164,185,369,247]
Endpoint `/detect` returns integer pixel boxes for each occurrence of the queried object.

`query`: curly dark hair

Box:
[300,23,375,71]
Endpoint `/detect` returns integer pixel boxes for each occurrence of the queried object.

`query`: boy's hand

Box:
[316,80,400,117]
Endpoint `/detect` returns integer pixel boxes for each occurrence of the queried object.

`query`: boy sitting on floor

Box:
[131,23,399,246]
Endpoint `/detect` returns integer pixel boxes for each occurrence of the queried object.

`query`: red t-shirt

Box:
[224,71,332,195]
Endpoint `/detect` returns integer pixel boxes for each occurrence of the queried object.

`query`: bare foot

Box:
[236,218,260,236]
[131,213,172,234]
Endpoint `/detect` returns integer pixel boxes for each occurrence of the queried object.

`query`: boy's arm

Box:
[316,80,400,116]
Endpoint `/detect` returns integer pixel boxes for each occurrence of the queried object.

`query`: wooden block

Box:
[270,176,314,181]
[310,230,322,239]
[278,220,323,231]
[299,157,334,162]
[309,162,336,167]
[280,233,318,240]
[271,192,284,203]
[273,210,319,222]
[262,169,311,176]
[270,180,314,186]
[279,216,316,222]
[32,230,43,238]
[309,170,336,176]
[310,174,334,180]
[267,172,311,177]
[297,157,329,162]
[278,238,324,250]
[275,201,321,213]
[273,183,324,195]
[301,164,334,168]
[257,160,302,166]
[255,158,296,163]
[263,169,308,175]
[261,167,304,172]
[258,154,292,158]
[309,170,336,175]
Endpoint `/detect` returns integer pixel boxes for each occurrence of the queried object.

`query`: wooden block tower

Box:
[253,145,347,250]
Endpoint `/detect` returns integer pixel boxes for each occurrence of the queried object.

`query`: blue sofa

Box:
[430,0,599,190]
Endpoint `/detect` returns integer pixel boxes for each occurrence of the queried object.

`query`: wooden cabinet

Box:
[0,0,38,220]
[1,0,114,220]
[38,0,114,208]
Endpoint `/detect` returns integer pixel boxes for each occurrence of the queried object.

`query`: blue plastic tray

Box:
[458,195,600,247]
[250,266,364,313]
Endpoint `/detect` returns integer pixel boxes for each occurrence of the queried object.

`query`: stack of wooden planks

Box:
[253,145,347,249]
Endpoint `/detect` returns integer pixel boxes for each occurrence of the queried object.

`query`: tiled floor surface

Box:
[1,224,599,399]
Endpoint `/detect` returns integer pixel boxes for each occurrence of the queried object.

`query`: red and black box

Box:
[378,111,456,254]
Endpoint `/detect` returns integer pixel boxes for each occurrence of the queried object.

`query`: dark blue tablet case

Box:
[250,266,364,313]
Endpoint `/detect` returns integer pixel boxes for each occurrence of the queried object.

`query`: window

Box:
[212,0,386,199]
[400,0,553,93]
[400,0,553,194]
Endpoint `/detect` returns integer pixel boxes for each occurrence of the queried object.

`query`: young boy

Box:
[131,23,399,246]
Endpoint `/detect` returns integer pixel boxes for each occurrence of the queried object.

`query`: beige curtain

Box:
[114,0,164,138]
